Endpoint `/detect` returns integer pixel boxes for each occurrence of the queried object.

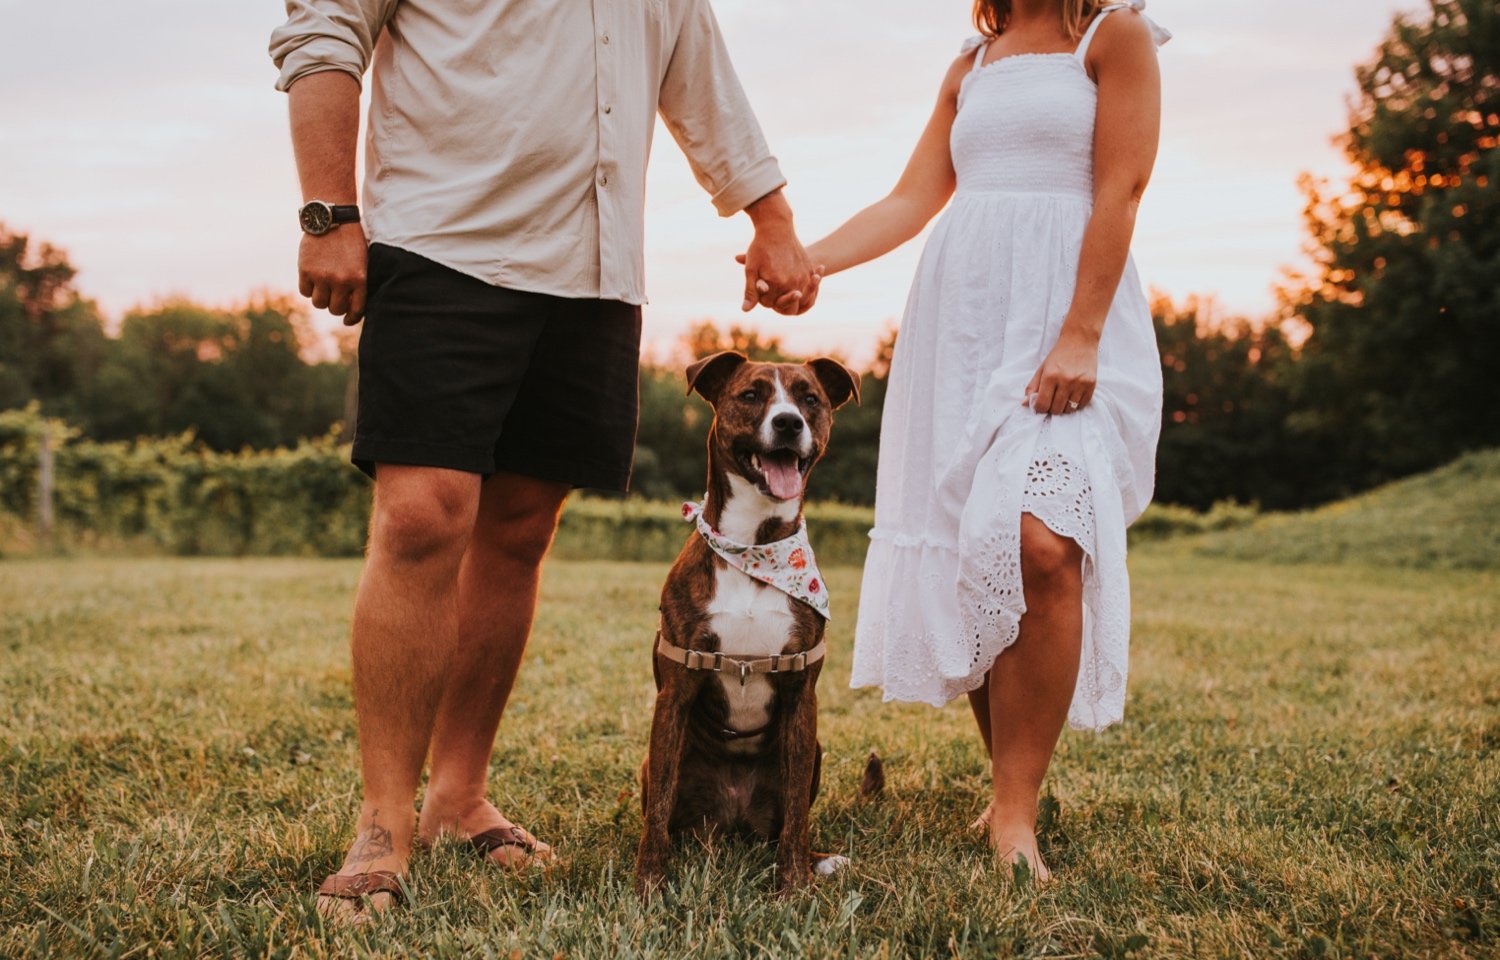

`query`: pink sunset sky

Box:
[1,0,1423,366]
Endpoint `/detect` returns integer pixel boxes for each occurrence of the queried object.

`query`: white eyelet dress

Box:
[850,2,1170,731]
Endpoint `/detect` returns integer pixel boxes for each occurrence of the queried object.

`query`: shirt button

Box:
[603,104,613,115]
[598,173,609,187]
[601,33,610,44]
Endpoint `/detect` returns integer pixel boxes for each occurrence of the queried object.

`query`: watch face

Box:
[300,202,334,235]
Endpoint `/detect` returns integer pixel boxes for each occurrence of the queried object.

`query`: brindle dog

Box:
[635,350,860,896]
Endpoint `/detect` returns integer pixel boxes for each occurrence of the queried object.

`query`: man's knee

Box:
[475,477,568,568]
[371,468,480,564]
[1020,516,1082,586]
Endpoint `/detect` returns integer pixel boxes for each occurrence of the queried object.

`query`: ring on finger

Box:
[1066,399,1080,411]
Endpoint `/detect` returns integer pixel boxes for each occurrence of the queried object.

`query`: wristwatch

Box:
[298,200,361,236]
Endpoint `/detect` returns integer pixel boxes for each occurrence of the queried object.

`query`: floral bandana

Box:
[682,499,831,620]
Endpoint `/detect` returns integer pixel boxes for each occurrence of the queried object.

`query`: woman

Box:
[807,0,1169,878]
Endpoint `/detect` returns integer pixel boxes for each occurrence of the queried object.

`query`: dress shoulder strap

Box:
[1075,1,1172,63]
[1074,3,1128,64]
[961,34,989,72]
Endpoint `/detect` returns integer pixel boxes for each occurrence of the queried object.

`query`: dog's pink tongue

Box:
[762,453,803,500]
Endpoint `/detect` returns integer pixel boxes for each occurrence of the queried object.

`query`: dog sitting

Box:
[635,350,860,896]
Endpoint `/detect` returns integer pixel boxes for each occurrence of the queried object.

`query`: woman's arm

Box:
[1026,10,1161,416]
[805,54,972,277]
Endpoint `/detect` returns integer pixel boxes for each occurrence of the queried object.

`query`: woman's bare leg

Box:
[982,513,1084,879]
[966,678,994,830]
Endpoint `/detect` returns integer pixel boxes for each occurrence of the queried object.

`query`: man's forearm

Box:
[744,189,794,233]
[288,70,362,203]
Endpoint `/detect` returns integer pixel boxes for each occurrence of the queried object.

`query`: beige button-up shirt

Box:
[270,0,786,305]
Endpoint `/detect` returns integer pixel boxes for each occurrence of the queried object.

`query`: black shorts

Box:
[353,243,641,490]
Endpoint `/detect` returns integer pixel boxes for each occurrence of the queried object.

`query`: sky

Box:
[0,0,1425,367]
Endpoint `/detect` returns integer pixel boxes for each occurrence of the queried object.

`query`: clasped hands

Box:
[734,240,822,316]
[736,191,822,316]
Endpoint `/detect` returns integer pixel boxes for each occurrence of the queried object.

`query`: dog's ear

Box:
[806,357,861,409]
[685,350,748,402]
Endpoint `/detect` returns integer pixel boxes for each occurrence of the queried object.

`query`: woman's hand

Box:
[1024,328,1099,415]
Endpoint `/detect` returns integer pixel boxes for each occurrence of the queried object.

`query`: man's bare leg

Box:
[319,464,481,919]
[419,471,570,864]
[982,514,1084,880]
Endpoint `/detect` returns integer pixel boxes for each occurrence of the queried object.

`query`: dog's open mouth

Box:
[739,448,812,501]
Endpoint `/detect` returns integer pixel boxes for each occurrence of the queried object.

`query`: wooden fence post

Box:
[37,422,55,542]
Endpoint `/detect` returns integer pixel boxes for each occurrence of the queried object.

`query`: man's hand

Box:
[299,226,369,325]
[741,191,820,316]
[1024,326,1100,416]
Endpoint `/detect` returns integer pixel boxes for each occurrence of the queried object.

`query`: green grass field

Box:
[3,538,1497,958]
[1184,450,1500,571]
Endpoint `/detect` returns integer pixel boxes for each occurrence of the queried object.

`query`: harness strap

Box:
[655,631,826,686]
[716,721,772,741]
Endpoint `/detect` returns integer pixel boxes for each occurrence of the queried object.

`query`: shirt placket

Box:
[592,0,620,301]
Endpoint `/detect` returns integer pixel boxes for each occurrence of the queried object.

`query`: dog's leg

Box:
[635,675,697,897]
[775,670,820,895]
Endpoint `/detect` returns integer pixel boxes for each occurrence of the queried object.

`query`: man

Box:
[269,0,820,918]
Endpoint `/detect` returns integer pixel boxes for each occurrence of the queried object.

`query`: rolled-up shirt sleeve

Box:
[658,0,787,217]
[269,0,398,91]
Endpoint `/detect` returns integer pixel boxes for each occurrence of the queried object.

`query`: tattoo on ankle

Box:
[349,810,395,865]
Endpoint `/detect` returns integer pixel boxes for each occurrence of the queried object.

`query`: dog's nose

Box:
[772,412,804,436]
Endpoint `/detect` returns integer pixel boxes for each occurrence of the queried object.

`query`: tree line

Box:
[1,0,1492,513]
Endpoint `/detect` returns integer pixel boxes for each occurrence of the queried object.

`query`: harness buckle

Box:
[738,660,750,686]
[712,652,724,672]
[770,654,780,674]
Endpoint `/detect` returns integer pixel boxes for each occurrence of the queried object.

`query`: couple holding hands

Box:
[270,0,1168,919]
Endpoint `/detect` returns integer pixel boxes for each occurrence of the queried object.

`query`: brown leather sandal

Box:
[468,825,550,868]
[316,871,408,912]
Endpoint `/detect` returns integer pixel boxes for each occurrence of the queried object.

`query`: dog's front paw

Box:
[776,856,813,896]
[634,854,668,901]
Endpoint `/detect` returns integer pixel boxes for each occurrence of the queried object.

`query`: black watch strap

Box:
[330,204,361,225]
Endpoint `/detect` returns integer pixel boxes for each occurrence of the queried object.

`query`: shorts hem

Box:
[492,451,632,493]
[351,437,495,479]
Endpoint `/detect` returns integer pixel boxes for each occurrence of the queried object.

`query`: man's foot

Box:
[418,794,552,869]
[989,822,1052,883]
[316,808,412,925]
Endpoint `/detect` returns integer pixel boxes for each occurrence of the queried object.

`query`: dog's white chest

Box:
[706,565,795,747]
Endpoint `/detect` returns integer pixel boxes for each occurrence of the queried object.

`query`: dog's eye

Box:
[802,394,821,407]
[738,389,758,402]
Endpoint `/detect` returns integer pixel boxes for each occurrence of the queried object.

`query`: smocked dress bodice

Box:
[952,54,1099,201]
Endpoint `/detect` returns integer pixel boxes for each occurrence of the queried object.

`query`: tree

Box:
[1287,0,1499,495]
[0,224,109,420]
[84,298,348,451]
[1151,297,1307,509]
[680,319,795,362]
[811,326,895,505]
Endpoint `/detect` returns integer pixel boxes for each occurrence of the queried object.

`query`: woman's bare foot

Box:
[969,799,994,832]
[418,792,553,868]
[989,820,1052,883]
[316,808,412,925]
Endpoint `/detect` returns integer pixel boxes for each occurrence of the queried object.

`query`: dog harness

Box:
[654,630,827,741]
[680,499,831,620]
[655,632,827,684]
[654,500,831,740]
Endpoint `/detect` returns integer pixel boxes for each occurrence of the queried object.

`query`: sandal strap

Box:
[317,870,407,904]
[469,825,537,854]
